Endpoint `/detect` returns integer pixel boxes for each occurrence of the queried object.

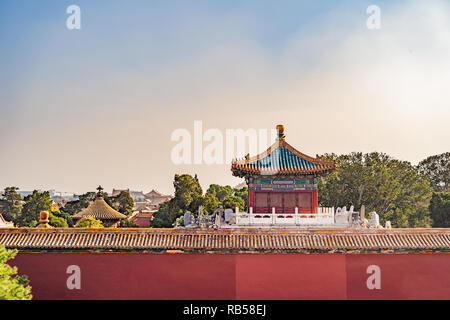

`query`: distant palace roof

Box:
[231,125,336,178]
[72,187,127,221]
[0,227,449,252]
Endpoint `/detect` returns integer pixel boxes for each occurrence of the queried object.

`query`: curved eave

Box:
[231,139,336,177]
[72,213,126,220]
[231,166,336,178]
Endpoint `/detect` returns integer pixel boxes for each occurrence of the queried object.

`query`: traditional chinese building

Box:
[112,189,146,202]
[1,126,449,300]
[232,125,336,215]
[145,189,172,206]
[72,186,127,227]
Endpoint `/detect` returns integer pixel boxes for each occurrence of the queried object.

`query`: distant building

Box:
[112,189,146,202]
[129,210,156,228]
[145,189,172,206]
[72,186,127,227]
[17,191,34,198]
[48,190,78,201]
[17,190,78,201]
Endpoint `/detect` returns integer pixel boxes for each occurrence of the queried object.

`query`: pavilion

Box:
[72,186,127,227]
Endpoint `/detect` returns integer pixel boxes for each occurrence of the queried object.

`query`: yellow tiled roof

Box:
[72,197,127,220]
[0,228,449,252]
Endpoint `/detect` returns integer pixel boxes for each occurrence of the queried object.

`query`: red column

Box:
[248,189,255,211]
[312,190,318,213]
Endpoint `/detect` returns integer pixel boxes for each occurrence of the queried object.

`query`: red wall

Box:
[133,218,151,228]
[9,252,450,300]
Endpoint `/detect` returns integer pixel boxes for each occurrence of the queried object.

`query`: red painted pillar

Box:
[248,189,255,211]
[312,190,318,213]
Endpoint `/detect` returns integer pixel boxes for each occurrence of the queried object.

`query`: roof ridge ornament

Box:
[276,124,285,140]
[37,211,52,229]
[96,185,104,198]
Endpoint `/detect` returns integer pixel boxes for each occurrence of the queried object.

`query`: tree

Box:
[110,191,134,216]
[167,174,204,222]
[203,191,220,215]
[0,187,22,222]
[233,186,248,211]
[429,192,450,227]
[418,152,450,192]
[204,185,248,213]
[222,195,245,212]
[0,245,32,300]
[15,191,53,227]
[75,217,103,228]
[206,184,233,202]
[319,152,433,227]
[61,192,96,215]
[52,211,73,227]
[151,202,172,228]
[48,213,69,228]
[118,219,139,228]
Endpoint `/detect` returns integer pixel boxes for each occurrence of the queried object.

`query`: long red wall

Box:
[9,252,450,300]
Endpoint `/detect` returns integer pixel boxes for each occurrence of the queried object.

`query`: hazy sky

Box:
[0,0,449,195]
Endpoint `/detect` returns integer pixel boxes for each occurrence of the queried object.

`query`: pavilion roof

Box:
[0,227,449,252]
[231,126,336,178]
[72,195,127,220]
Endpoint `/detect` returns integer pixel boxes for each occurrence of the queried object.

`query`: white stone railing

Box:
[235,207,335,226]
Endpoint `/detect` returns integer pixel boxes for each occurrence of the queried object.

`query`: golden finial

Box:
[96,185,104,198]
[37,211,51,228]
[276,124,285,139]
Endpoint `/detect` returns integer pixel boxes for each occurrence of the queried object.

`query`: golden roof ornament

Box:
[96,185,104,198]
[276,124,285,140]
[37,211,51,228]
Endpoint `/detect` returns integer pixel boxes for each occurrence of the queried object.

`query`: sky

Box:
[0,0,449,195]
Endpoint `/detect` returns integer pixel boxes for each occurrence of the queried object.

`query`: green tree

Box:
[151,202,172,228]
[15,191,53,227]
[206,184,233,202]
[203,191,220,215]
[75,217,104,228]
[418,152,450,192]
[233,186,248,211]
[52,211,73,227]
[0,187,23,222]
[0,245,32,300]
[319,152,433,227]
[222,195,245,211]
[61,192,96,215]
[118,219,139,228]
[167,174,203,222]
[48,213,69,228]
[429,192,450,227]
[110,191,134,216]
